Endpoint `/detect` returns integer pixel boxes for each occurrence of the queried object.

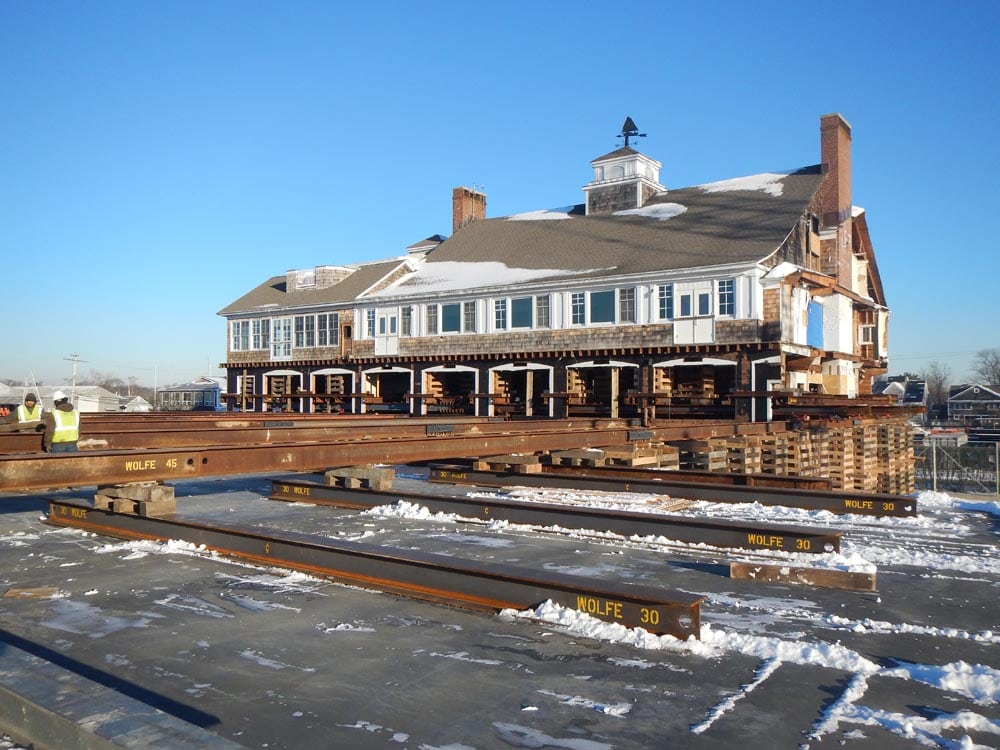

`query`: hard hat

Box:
[52,390,68,401]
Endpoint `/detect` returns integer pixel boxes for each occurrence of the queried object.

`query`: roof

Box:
[159,376,225,393]
[219,259,408,316]
[381,166,823,295]
[219,164,825,313]
[948,384,1000,402]
[590,145,642,163]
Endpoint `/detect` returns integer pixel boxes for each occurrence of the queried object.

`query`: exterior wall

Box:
[822,295,854,354]
[587,182,638,214]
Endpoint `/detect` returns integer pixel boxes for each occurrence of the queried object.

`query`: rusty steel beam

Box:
[5,418,576,453]
[45,499,702,639]
[428,464,917,518]
[269,479,842,554]
[0,428,648,491]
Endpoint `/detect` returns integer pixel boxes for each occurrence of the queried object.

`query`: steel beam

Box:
[428,464,917,517]
[0,429,642,491]
[45,499,702,639]
[269,479,842,554]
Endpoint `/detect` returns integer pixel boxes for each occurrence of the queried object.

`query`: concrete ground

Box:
[0,471,997,749]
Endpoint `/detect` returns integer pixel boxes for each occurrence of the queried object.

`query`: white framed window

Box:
[510,297,533,328]
[463,301,476,332]
[365,309,376,337]
[425,305,438,335]
[658,284,674,320]
[401,306,412,336]
[494,299,508,330]
[252,319,270,350]
[571,292,586,325]
[570,289,635,325]
[618,287,636,323]
[318,313,339,346]
[535,295,550,328]
[442,303,462,333]
[718,279,735,316]
[859,324,876,345]
[271,318,292,359]
[294,315,316,348]
[231,321,250,351]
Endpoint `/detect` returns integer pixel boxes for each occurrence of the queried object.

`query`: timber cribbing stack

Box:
[650,415,915,494]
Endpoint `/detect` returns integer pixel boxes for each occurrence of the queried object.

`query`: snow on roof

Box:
[698,172,788,197]
[369,260,611,296]
[613,202,687,221]
[505,207,576,221]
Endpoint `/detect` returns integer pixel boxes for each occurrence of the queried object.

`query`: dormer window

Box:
[297,269,316,288]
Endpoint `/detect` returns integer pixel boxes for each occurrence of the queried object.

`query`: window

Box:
[618,287,636,323]
[463,301,476,332]
[590,290,615,323]
[494,299,507,330]
[698,291,711,316]
[366,309,376,337]
[658,284,674,320]
[535,295,550,328]
[442,303,462,333]
[401,306,412,336]
[231,321,249,351]
[680,294,692,317]
[252,319,270,350]
[571,292,586,325]
[859,324,876,345]
[425,305,438,335]
[271,318,292,359]
[718,279,735,316]
[318,313,339,347]
[511,297,533,328]
[294,315,315,347]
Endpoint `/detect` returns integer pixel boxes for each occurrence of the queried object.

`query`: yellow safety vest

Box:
[16,404,42,423]
[51,408,80,443]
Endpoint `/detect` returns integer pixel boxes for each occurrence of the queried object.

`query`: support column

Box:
[610,368,620,420]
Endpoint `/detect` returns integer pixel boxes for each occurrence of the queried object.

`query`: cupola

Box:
[583,117,665,215]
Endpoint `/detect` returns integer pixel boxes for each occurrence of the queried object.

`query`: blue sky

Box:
[2,1,997,388]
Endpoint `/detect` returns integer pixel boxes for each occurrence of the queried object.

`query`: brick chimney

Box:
[452,186,486,234]
[819,113,852,228]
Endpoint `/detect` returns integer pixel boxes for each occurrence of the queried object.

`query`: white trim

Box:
[567,360,638,369]
[423,364,479,374]
[653,357,735,368]
[492,362,551,372]
[263,369,301,377]
[310,367,355,376]
[361,365,413,375]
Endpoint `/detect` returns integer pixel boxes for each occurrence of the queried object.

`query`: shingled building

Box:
[219,113,888,420]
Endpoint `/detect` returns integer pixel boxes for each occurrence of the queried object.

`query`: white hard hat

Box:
[52,390,67,401]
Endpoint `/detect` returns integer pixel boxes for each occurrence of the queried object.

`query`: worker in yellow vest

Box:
[43,391,80,453]
[0,393,44,432]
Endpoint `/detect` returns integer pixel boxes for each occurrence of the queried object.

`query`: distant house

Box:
[157,376,225,411]
[123,396,153,412]
[873,376,924,406]
[947,384,1000,427]
[0,384,121,413]
[902,380,926,406]
[873,378,906,402]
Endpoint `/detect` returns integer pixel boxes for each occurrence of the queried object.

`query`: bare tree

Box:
[923,360,951,420]
[970,348,1000,385]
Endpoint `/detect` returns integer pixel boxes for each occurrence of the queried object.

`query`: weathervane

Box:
[617,116,646,148]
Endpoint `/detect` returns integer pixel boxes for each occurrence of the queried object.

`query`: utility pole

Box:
[64,353,87,397]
